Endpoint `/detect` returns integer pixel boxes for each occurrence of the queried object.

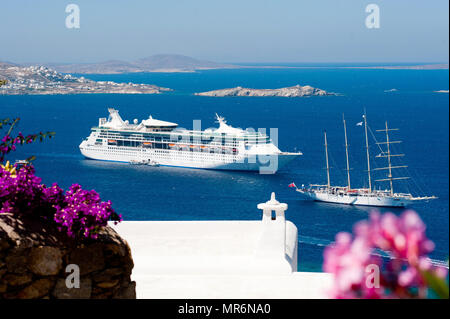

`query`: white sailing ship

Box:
[80,108,301,172]
[292,113,437,207]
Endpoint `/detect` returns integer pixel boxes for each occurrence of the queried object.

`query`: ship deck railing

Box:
[91,126,270,140]
[304,185,419,199]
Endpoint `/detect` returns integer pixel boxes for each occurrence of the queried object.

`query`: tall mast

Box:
[363,111,372,192]
[385,121,394,195]
[343,114,351,190]
[374,122,408,195]
[324,130,331,189]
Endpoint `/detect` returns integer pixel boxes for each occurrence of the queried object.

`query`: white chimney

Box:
[255,192,288,266]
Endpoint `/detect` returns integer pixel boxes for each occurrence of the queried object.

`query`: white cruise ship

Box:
[79,108,302,172]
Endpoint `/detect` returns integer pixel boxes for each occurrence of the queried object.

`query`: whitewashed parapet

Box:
[112,192,298,276]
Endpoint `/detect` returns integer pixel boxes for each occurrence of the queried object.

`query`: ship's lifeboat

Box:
[108,139,117,144]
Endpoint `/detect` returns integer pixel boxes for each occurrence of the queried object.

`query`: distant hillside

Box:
[4,57,445,74]
[0,62,17,68]
[0,64,171,95]
[362,63,449,70]
[135,54,231,71]
[46,60,143,74]
[41,54,236,74]
[0,62,11,86]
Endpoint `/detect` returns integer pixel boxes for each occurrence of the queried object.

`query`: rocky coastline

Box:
[195,85,337,97]
[0,64,171,95]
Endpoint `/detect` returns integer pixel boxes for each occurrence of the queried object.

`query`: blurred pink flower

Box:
[323,231,385,298]
[324,210,448,299]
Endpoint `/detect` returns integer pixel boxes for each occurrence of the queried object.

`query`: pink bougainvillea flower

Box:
[1,164,121,240]
[324,210,448,299]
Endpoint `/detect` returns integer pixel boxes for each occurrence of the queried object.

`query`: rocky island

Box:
[195,85,337,97]
[0,63,171,95]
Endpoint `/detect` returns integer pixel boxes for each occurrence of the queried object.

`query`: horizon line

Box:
[2,59,449,66]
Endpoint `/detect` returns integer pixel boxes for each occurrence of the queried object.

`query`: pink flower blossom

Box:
[1,164,121,240]
[324,210,448,299]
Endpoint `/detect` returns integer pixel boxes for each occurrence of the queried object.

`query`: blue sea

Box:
[1,67,448,271]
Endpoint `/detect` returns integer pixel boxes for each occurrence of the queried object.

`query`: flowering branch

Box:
[0,164,122,240]
[1,116,120,240]
[324,211,449,299]
[0,117,55,162]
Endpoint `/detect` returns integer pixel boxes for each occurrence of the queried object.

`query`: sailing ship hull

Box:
[296,190,411,207]
[80,142,299,172]
[293,114,436,208]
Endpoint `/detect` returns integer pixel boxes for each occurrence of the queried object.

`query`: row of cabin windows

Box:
[102,146,238,156]
[97,134,265,146]
[106,141,238,154]
[100,147,238,160]
[102,138,240,146]
[101,137,238,145]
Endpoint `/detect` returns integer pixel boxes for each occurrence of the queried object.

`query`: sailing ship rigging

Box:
[291,112,437,207]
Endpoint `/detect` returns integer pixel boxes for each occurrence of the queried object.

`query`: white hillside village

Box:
[0,65,171,95]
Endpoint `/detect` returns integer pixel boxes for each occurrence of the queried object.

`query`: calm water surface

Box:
[1,68,448,271]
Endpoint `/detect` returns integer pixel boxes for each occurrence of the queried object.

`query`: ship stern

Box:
[255,152,302,174]
[277,152,302,169]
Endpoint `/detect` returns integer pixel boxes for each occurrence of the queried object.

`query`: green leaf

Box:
[6,118,19,136]
[26,155,36,162]
[0,118,11,129]
[422,270,449,299]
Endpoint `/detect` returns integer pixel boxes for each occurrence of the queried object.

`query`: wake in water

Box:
[299,235,449,269]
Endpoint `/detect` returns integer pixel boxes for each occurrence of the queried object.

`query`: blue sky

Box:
[0,0,448,63]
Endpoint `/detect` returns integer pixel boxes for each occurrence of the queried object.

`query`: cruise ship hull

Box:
[296,189,412,207]
[79,109,302,173]
[80,142,300,172]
